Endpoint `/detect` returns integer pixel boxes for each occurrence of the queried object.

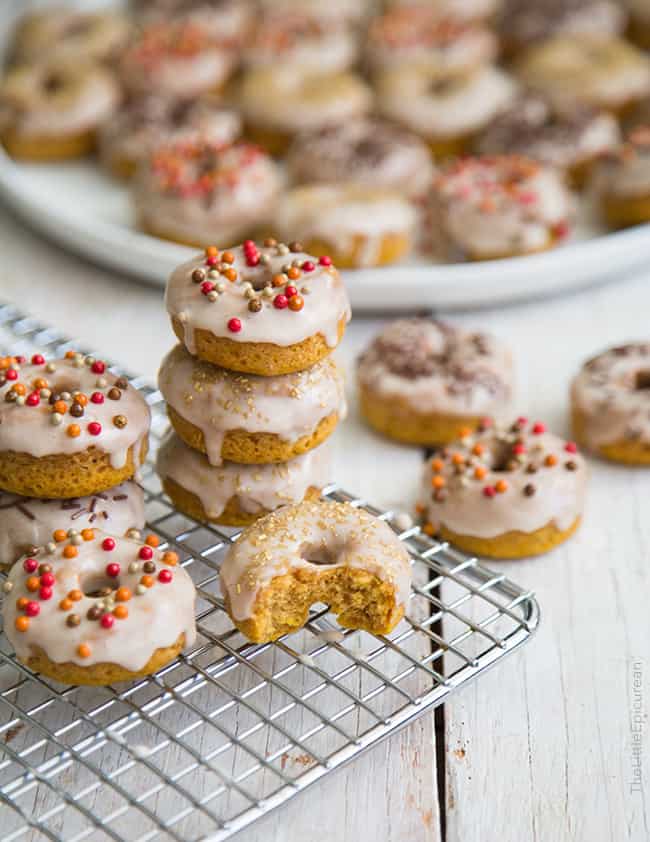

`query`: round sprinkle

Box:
[544,454,558,467]
[59,598,73,611]
[248,298,262,313]
[565,442,578,453]
[66,614,81,627]
[102,537,116,551]
[524,483,536,496]
[81,528,94,541]
[90,392,104,404]
[87,605,103,621]
[26,577,40,592]
[192,268,206,283]
[495,479,508,493]
[87,422,102,436]
[113,415,127,429]
[66,424,81,438]
[162,551,178,566]
[23,558,38,573]
[15,616,30,632]
[158,569,173,584]
[116,587,131,602]
[289,295,304,312]
[140,575,154,588]
[483,486,496,498]
[25,601,40,617]
[106,562,120,578]
[77,643,91,658]
[100,614,115,629]
[113,605,128,619]
[68,589,83,601]
[91,361,106,374]
[228,318,242,333]
[319,255,332,266]
[274,294,288,310]
[532,422,546,434]
[139,546,154,561]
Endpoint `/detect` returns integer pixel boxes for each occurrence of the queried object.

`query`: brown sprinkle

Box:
[87,605,102,621]
[107,387,121,401]
[523,484,536,497]
[248,298,262,313]
[192,268,206,283]
[289,241,303,253]
[66,614,81,627]
[113,415,127,429]
[565,460,577,471]
[143,560,156,574]
[115,377,129,390]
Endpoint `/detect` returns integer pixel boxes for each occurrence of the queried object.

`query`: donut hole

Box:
[634,370,650,390]
[488,441,517,472]
[43,72,66,95]
[299,541,344,567]
[82,574,118,598]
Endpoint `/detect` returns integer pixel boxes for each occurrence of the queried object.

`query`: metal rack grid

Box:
[0,302,540,841]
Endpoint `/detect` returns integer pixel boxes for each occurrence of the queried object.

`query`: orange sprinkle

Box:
[289,294,304,311]
[474,465,487,480]
[431,475,446,489]
[431,458,444,473]
[53,529,67,543]
[11,383,27,396]
[205,245,218,258]
[545,454,558,467]
[81,528,94,541]
[495,479,508,493]
[221,251,234,264]
[59,598,73,611]
[67,424,81,438]
[115,587,131,602]
[145,534,160,548]
[223,268,238,282]
[415,502,425,514]
[65,350,76,359]
[68,589,83,601]
[472,443,485,456]
[77,643,91,658]
[26,577,40,592]
[15,616,30,632]
[0,357,11,370]
[287,267,301,281]
[63,545,78,559]
[422,522,435,537]
[53,400,68,415]
[33,378,48,390]
[74,393,88,407]
[272,273,286,287]
[451,453,465,466]
[458,426,472,438]
[16,597,29,610]
[162,551,178,566]
[113,605,129,620]
[140,575,154,588]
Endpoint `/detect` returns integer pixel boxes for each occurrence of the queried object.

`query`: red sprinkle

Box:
[318,256,332,266]
[139,546,154,561]
[246,254,260,267]
[5,369,18,381]
[102,537,116,552]
[25,601,40,617]
[200,281,215,295]
[106,562,120,578]
[90,392,104,404]
[243,239,256,251]
[273,294,288,309]
[483,486,496,498]
[26,392,40,407]
[513,443,526,455]
[88,422,102,436]
[302,261,315,272]
[205,255,218,267]
[39,586,53,601]
[91,361,106,374]
[23,558,38,573]
[227,318,242,333]
[565,442,578,453]
[100,613,115,629]
[40,573,55,587]
[285,285,297,298]
[158,569,173,584]
[15,356,25,364]
[532,422,546,434]
[516,416,528,427]
[31,354,45,365]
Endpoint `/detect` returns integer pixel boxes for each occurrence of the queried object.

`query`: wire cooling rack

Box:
[0,302,540,841]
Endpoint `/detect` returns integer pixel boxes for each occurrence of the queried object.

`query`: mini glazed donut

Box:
[376,65,518,157]
[243,12,358,75]
[594,128,650,229]
[274,184,417,269]
[134,140,281,249]
[497,0,625,56]
[99,95,241,180]
[357,319,514,446]
[516,35,650,116]
[627,0,650,49]
[119,21,237,99]
[419,418,587,558]
[9,7,131,65]
[365,6,498,74]
[478,96,621,188]
[158,344,346,464]
[131,0,254,46]
[165,241,350,375]
[0,59,120,161]
[156,432,330,525]
[220,500,412,642]
[0,481,145,573]
[238,68,373,157]
[427,155,573,261]
[2,529,196,686]
[571,343,650,464]
[286,119,435,199]
[0,353,150,499]
[386,0,500,25]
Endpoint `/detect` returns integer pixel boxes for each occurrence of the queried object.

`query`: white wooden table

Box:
[1,204,648,842]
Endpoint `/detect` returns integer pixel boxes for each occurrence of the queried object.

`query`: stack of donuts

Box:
[0,352,197,684]
[156,238,351,528]
[2,0,649,269]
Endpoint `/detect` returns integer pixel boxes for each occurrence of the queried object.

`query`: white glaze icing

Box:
[132,0,254,44]
[238,68,373,133]
[244,12,358,75]
[366,7,498,73]
[134,142,282,247]
[0,355,151,471]
[157,431,331,518]
[286,119,435,199]
[571,343,650,448]
[257,0,370,23]
[0,482,145,570]
[594,134,650,197]
[275,185,417,267]
[99,95,241,173]
[420,420,587,539]
[518,36,650,111]
[164,243,351,355]
[499,0,625,47]
[377,65,518,138]
[429,156,573,257]
[0,60,120,138]
[220,500,412,622]
[158,345,346,465]
[3,530,196,671]
[10,7,131,64]
[119,21,236,98]
[387,0,500,23]
[357,319,514,417]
